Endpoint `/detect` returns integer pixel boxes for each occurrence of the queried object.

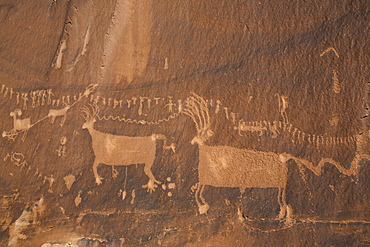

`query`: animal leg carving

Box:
[278,187,294,225]
[142,163,161,193]
[92,160,103,185]
[285,205,294,226]
[277,187,287,219]
[153,134,176,153]
[60,115,67,127]
[196,184,209,214]
[21,131,28,142]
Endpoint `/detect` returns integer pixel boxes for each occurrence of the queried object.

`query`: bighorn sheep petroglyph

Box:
[183,92,362,221]
[3,109,31,141]
[81,103,174,192]
[48,84,98,127]
[48,105,70,127]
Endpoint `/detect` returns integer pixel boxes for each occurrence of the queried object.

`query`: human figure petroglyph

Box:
[131,97,137,105]
[275,93,289,123]
[9,88,13,99]
[127,99,132,108]
[3,87,8,97]
[154,97,161,105]
[215,100,221,113]
[41,90,47,105]
[183,92,364,222]
[138,97,146,116]
[56,136,67,157]
[15,92,20,104]
[165,96,176,113]
[30,91,37,108]
[47,89,54,105]
[113,99,119,109]
[81,103,175,192]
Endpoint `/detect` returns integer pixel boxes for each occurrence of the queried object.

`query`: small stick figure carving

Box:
[165,96,176,113]
[56,136,67,157]
[215,100,221,113]
[275,93,289,123]
[47,89,54,105]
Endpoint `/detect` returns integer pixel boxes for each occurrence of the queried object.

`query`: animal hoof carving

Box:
[95,177,104,185]
[142,179,161,193]
[284,216,295,226]
[284,205,294,225]
[198,204,209,215]
[278,207,287,219]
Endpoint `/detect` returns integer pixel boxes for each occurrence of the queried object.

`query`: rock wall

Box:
[1,0,370,246]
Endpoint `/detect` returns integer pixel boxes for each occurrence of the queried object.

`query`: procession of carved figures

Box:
[1,79,369,224]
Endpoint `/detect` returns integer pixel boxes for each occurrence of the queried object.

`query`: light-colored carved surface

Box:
[0,1,370,246]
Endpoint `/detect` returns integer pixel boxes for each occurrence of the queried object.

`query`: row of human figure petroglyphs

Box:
[1,82,365,163]
[0,83,187,114]
[2,84,98,141]
[1,83,369,223]
[1,82,290,131]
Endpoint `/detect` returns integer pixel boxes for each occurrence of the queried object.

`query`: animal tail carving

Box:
[283,153,369,177]
[284,154,322,176]
[151,134,166,140]
[151,134,176,153]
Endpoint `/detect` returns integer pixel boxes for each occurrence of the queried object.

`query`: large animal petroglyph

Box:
[81,103,174,192]
[183,92,369,221]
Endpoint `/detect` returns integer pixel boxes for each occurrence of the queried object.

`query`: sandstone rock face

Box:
[1,0,370,246]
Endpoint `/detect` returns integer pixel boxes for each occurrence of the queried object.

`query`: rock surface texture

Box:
[1,0,370,246]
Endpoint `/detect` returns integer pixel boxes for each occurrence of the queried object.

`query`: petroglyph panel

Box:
[1,0,370,246]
